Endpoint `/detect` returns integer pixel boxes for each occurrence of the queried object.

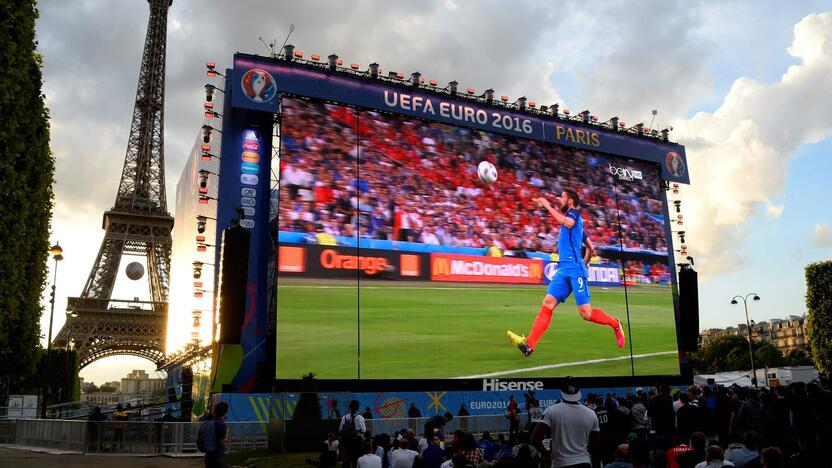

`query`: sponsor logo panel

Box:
[430,253,543,284]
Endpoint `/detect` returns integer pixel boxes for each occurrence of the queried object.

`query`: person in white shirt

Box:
[389,438,419,468]
[339,400,367,468]
[357,441,383,468]
[532,377,600,468]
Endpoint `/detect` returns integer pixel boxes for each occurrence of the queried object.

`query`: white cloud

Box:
[673,12,832,276]
[814,223,832,247]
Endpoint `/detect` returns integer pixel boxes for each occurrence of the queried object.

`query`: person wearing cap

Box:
[532,377,601,468]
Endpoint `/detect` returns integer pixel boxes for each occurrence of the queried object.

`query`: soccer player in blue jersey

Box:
[508,189,625,356]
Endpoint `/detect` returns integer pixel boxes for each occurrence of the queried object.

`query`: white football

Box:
[477,161,498,184]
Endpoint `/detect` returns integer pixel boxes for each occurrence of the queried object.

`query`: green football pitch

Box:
[276,278,680,380]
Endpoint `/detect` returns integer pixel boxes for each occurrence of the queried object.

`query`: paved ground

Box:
[0,447,204,468]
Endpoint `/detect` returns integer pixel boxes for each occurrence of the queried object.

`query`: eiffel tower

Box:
[54,0,173,369]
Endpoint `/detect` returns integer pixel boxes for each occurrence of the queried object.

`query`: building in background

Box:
[121,369,165,395]
[700,315,808,353]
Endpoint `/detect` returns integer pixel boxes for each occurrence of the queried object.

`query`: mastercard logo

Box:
[242,151,260,163]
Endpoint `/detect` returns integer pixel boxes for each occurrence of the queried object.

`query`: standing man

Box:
[532,377,601,468]
[340,400,367,468]
[507,395,520,441]
[508,191,625,357]
[204,401,229,468]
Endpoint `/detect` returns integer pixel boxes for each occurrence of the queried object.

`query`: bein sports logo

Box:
[241,68,276,103]
[665,151,686,178]
[608,163,642,182]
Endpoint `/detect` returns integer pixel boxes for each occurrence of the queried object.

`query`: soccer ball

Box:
[125,262,145,281]
[477,161,498,184]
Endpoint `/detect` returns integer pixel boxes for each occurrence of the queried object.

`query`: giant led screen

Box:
[274,96,680,380]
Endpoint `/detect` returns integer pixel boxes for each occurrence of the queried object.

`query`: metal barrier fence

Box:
[8,419,268,455]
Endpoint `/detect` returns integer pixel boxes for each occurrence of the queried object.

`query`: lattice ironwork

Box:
[54,0,173,369]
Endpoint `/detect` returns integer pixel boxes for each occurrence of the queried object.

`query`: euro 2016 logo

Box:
[665,151,686,178]
[241,68,276,103]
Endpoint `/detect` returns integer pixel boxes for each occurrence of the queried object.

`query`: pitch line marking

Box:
[279,285,670,293]
[453,350,677,379]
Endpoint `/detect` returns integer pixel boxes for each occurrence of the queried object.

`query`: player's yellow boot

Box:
[506,330,533,357]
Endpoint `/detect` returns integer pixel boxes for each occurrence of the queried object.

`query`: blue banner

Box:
[230,54,689,184]
[543,262,621,286]
[217,385,686,422]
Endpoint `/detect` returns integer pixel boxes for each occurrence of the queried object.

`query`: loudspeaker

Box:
[678,265,700,351]
[217,225,250,344]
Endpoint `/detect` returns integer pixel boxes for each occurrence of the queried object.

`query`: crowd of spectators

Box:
[311,379,832,468]
[278,98,670,259]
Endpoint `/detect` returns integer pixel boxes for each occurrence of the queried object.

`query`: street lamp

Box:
[41,243,64,418]
[731,293,761,387]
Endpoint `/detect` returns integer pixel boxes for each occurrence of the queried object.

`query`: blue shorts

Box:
[546,266,591,306]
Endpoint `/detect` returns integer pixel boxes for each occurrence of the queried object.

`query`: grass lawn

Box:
[276,279,679,379]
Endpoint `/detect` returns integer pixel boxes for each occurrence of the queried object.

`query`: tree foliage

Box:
[691,335,791,373]
[806,260,832,375]
[293,372,322,420]
[0,1,55,389]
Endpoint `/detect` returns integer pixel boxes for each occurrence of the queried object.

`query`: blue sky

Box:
[35,1,832,383]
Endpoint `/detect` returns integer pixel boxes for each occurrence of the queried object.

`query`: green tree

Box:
[691,334,784,373]
[806,260,832,375]
[753,342,785,368]
[784,348,813,366]
[99,385,118,393]
[0,1,55,390]
[292,372,322,420]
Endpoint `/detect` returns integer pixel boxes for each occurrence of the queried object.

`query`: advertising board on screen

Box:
[274,95,681,385]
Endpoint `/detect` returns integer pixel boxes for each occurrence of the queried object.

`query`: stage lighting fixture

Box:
[610,117,619,130]
[428,79,437,87]
[203,101,214,110]
[283,44,295,61]
[517,97,527,110]
[590,115,598,122]
[311,54,321,61]
[540,105,548,112]
[674,200,681,213]
[619,121,626,128]
[327,54,338,71]
[201,125,212,143]
[551,104,559,117]
[196,216,207,234]
[636,123,644,136]
[201,144,211,152]
[500,95,509,102]
[196,235,206,242]
[198,196,209,205]
[337,59,344,66]
[466,87,475,95]
[350,63,360,70]
[204,84,217,103]
[672,183,680,195]
[411,72,421,87]
[198,169,209,190]
[563,108,571,115]
[678,231,686,244]
[484,88,494,103]
[449,81,458,96]
[194,281,203,289]
[369,63,380,78]
[193,262,203,279]
[206,61,220,78]
[661,127,671,141]
[294,50,304,59]
[580,110,590,123]
[529,101,537,108]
